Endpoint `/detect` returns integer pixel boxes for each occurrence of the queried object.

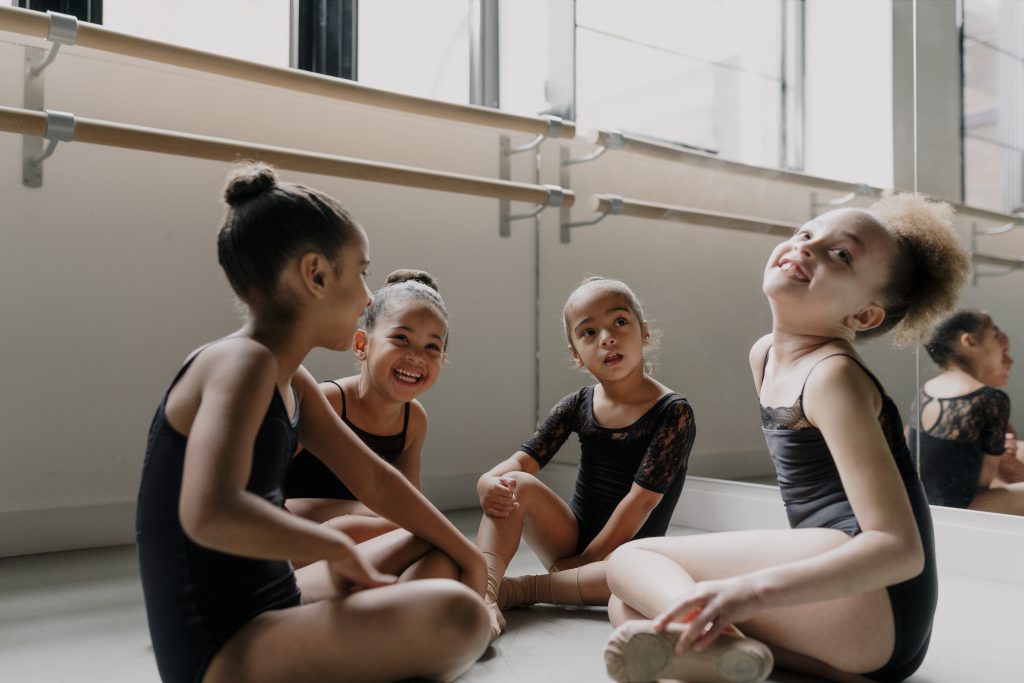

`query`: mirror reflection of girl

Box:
[912,310,1024,515]
[476,277,696,639]
[603,194,969,683]
[284,270,449,548]
[136,164,489,683]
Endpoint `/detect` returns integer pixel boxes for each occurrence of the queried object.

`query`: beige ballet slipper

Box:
[604,619,773,683]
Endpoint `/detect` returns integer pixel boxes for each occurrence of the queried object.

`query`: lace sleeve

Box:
[635,398,696,493]
[982,389,1011,455]
[519,389,584,468]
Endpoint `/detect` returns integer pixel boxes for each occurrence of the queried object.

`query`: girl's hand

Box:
[1005,433,1018,460]
[550,554,587,572]
[327,548,397,596]
[477,475,519,518]
[653,577,761,654]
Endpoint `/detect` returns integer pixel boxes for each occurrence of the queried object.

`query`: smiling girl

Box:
[475,277,696,638]
[603,194,971,683]
[283,270,449,542]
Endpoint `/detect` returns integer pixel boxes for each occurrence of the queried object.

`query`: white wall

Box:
[0,15,993,556]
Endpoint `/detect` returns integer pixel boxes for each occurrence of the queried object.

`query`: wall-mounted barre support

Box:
[21,11,79,187]
[970,221,1024,283]
[0,105,575,209]
[497,116,565,237]
[0,6,576,140]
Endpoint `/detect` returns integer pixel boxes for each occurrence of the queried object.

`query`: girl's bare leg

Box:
[475,471,579,636]
[969,483,1024,516]
[608,530,896,677]
[204,579,489,683]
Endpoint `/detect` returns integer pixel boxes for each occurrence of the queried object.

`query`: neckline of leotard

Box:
[163,340,301,433]
[584,384,679,432]
[329,379,410,440]
[758,348,885,422]
[920,385,990,402]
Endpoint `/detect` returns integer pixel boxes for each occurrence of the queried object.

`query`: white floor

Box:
[1,509,1021,683]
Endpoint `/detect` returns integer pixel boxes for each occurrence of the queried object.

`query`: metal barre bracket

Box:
[30,11,79,77]
[809,183,873,218]
[499,184,565,238]
[560,194,623,244]
[23,110,76,187]
[563,130,624,167]
[970,221,1024,284]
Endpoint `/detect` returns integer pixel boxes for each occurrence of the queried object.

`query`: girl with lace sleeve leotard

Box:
[603,194,970,683]
[136,165,489,683]
[474,277,696,640]
[910,309,1023,515]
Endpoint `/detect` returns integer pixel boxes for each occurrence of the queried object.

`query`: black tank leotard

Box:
[282,380,409,500]
[136,349,302,683]
[760,352,937,683]
[520,386,696,554]
[907,386,1009,508]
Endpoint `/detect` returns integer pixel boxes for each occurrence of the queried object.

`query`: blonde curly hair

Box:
[859,192,972,347]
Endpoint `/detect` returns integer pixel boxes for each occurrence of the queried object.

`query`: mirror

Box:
[910,0,1024,517]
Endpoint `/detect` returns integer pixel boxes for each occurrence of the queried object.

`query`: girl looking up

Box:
[912,309,1023,514]
[283,269,449,542]
[604,193,970,683]
[135,164,488,683]
[476,276,696,638]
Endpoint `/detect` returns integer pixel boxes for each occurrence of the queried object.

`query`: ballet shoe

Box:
[604,620,773,683]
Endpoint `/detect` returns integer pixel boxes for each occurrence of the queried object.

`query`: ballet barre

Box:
[560,193,800,243]
[0,6,573,140]
[0,105,573,211]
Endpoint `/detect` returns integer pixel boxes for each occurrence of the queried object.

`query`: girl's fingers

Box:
[692,616,731,652]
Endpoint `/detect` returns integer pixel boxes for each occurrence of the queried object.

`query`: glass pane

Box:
[357,0,470,104]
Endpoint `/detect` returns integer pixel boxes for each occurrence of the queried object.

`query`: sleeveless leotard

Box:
[760,352,937,683]
[136,348,302,683]
[907,386,1009,508]
[282,380,410,500]
[520,386,696,554]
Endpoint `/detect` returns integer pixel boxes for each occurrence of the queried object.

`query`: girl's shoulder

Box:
[407,398,429,435]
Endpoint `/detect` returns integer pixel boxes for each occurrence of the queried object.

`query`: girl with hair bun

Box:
[135,163,488,683]
[603,193,970,683]
[911,309,1023,513]
[283,269,450,545]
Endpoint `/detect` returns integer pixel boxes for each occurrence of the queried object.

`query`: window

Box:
[293,0,357,79]
[16,0,102,24]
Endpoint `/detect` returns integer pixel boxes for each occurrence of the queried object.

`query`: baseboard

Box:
[0,501,137,558]
[674,477,1024,587]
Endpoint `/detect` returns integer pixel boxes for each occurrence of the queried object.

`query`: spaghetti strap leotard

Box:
[282,381,410,500]
[136,349,302,683]
[759,351,938,683]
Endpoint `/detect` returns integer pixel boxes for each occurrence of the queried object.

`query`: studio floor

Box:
[0,509,1020,683]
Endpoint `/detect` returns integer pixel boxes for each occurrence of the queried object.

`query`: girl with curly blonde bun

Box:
[603,193,970,683]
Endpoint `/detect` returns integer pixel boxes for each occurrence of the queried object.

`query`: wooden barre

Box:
[0,5,575,139]
[0,105,574,207]
[586,129,1019,226]
[589,194,799,238]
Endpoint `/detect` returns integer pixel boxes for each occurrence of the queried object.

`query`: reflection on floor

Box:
[0,508,1020,682]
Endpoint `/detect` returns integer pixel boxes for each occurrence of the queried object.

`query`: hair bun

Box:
[385,269,439,292]
[223,162,278,207]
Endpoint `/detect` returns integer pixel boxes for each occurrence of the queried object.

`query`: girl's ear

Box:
[299,252,328,297]
[846,303,885,332]
[352,329,368,359]
[568,344,584,368]
[959,331,978,349]
[641,320,651,346]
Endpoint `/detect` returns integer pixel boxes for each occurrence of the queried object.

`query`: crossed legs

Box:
[606,529,894,681]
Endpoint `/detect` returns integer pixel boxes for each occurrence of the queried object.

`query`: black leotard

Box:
[282,381,410,500]
[907,386,1010,508]
[759,352,937,683]
[136,350,302,683]
[520,386,695,554]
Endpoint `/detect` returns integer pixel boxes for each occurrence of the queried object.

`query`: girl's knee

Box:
[505,470,545,499]
[427,581,489,640]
